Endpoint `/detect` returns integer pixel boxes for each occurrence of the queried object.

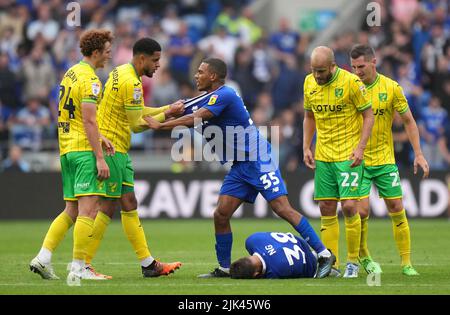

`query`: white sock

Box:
[141,256,155,268]
[318,248,331,258]
[219,266,230,273]
[71,259,84,273]
[37,247,52,264]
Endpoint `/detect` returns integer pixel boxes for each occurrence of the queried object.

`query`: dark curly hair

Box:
[79,29,113,57]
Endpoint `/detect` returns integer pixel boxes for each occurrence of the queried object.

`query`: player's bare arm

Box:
[81,103,110,180]
[350,107,374,167]
[144,107,214,130]
[400,109,429,178]
[303,110,316,170]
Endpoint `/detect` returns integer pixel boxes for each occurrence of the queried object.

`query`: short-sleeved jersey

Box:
[58,61,102,156]
[98,63,143,154]
[245,232,317,279]
[364,74,409,166]
[304,68,372,162]
[184,85,274,166]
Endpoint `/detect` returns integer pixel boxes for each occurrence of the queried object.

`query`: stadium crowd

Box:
[0,0,448,172]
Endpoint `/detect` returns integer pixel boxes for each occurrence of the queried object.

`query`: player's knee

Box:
[120,193,138,210]
[341,202,357,216]
[359,208,369,219]
[319,201,337,216]
[64,203,78,222]
[214,208,231,223]
[386,200,403,213]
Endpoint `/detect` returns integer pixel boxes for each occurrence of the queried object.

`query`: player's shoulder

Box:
[378,73,402,90]
[341,68,363,84]
[66,64,99,86]
[304,73,315,86]
[209,85,238,103]
[219,85,238,97]
[117,64,141,86]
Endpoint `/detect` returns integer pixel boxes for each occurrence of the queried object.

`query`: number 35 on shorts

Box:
[259,172,280,189]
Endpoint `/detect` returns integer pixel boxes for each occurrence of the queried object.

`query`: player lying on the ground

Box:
[230,232,325,279]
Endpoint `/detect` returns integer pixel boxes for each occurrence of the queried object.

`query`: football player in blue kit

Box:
[144,58,335,278]
[230,232,319,279]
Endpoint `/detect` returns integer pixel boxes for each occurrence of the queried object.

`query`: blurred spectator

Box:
[0,53,19,110]
[237,6,262,46]
[333,32,354,71]
[198,25,238,68]
[422,23,447,75]
[19,44,55,102]
[271,55,304,114]
[0,26,20,60]
[0,4,30,45]
[52,28,83,69]
[151,68,180,107]
[86,8,115,32]
[252,38,275,90]
[26,3,59,44]
[269,17,300,65]
[113,33,134,66]
[214,4,261,47]
[10,97,51,151]
[232,46,259,110]
[390,0,419,27]
[178,0,207,40]
[161,5,182,36]
[0,100,12,159]
[167,21,195,84]
[418,95,448,169]
[0,144,30,172]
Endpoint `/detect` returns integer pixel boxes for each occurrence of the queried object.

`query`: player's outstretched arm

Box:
[144,107,214,131]
[350,107,374,167]
[400,109,429,178]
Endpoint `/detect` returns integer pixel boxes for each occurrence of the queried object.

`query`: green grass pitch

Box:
[0,219,449,295]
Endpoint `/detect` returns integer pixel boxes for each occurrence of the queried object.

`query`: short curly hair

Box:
[79,29,113,57]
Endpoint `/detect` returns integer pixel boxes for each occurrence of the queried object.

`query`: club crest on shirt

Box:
[133,87,142,100]
[91,82,100,96]
[208,95,218,105]
[335,88,343,98]
[379,93,387,101]
[359,85,367,96]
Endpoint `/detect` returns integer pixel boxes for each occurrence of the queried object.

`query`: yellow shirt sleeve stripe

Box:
[358,102,372,111]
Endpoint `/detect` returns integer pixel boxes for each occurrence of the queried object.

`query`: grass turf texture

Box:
[0,219,448,295]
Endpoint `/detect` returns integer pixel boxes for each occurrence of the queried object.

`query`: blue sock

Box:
[215,233,233,268]
[295,217,326,254]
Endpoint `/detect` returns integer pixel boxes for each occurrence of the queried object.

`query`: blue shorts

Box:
[220,161,288,203]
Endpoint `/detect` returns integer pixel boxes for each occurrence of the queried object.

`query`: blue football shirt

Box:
[183,85,274,165]
[245,232,317,279]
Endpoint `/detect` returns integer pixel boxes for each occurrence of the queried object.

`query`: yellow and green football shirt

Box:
[364,73,409,166]
[98,63,144,154]
[58,61,102,156]
[304,67,372,162]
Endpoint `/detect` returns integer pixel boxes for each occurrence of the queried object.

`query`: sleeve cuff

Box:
[358,102,372,112]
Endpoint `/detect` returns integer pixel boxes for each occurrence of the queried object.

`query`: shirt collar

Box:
[253,253,266,275]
